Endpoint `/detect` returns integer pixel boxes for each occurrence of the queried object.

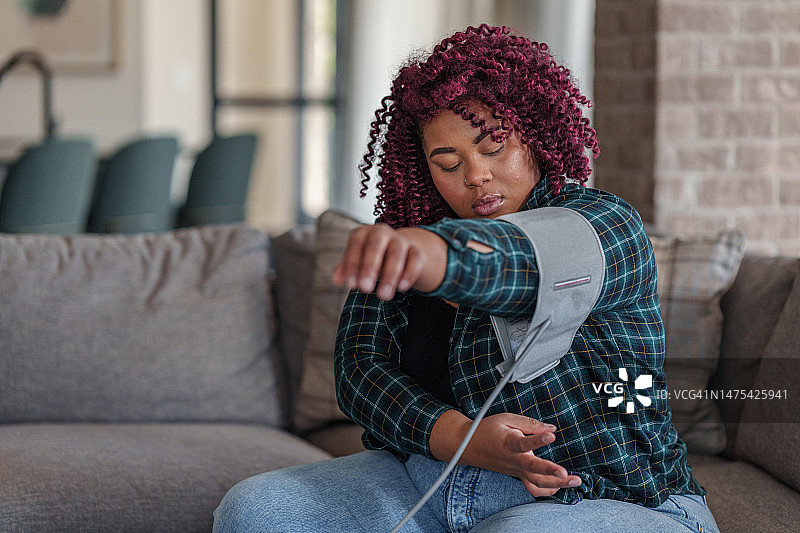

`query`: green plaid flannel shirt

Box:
[334,177,705,507]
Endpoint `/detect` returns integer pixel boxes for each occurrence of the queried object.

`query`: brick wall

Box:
[593,0,658,223]
[594,0,800,255]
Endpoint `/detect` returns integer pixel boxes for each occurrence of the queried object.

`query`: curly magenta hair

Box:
[359,24,599,228]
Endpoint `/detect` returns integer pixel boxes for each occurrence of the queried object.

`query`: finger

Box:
[522,480,559,498]
[522,454,571,480]
[510,431,556,453]
[526,472,574,489]
[375,238,409,300]
[501,413,557,435]
[527,472,583,489]
[397,246,424,293]
[520,416,558,435]
[355,227,393,293]
[338,227,370,289]
[332,262,347,286]
[525,470,569,488]
[379,244,427,298]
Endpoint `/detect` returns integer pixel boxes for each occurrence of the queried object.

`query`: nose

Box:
[463,163,492,188]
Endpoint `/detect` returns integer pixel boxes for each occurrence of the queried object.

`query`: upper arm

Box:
[420,193,656,317]
[334,290,451,457]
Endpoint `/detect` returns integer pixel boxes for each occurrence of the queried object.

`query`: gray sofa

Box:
[1,218,798,532]
[688,253,800,533]
[0,225,333,532]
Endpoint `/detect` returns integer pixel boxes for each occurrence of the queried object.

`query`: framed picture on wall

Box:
[0,0,116,72]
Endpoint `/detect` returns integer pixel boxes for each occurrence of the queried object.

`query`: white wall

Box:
[140,0,209,149]
[140,0,210,203]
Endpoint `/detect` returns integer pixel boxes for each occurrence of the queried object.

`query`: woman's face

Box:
[421,103,541,219]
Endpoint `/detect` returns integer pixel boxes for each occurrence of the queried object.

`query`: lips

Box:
[471,194,504,217]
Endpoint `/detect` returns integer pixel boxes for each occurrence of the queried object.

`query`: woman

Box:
[214,25,718,533]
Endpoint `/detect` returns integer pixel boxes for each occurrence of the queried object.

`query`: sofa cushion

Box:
[293,210,362,433]
[687,453,800,533]
[0,423,331,532]
[0,225,282,425]
[713,255,799,458]
[736,271,800,492]
[272,224,316,418]
[650,231,745,455]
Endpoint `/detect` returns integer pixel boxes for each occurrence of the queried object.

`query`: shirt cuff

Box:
[420,217,526,302]
[404,396,453,459]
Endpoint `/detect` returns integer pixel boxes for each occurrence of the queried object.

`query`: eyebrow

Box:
[428,147,456,158]
[428,129,497,159]
[473,130,490,144]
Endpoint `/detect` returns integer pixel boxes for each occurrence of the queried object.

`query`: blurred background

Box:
[1,0,798,255]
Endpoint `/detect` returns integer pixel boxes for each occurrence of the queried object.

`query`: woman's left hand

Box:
[430,410,581,497]
[332,223,447,300]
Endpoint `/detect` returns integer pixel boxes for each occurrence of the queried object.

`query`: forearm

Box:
[335,352,451,457]
[422,217,539,317]
[331,219,540,316]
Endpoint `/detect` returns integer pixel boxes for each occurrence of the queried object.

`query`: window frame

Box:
[209,0,345,224]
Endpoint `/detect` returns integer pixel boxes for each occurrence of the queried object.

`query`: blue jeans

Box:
[213,450,719,533]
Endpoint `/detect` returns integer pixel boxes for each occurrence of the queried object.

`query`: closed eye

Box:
[485,144,505,156]
[442,162,462,172]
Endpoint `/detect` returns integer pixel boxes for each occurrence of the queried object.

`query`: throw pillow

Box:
[0,225,283,426]
[293,210,363,433]
[736,271,800,492]
[272,224,317,417]
[714,255,799,459]
[650,230,745,455]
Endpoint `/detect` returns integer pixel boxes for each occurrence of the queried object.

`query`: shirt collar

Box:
[522,173,552,211]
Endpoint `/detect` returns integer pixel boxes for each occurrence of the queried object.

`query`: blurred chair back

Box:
[176,133,257,227]
[86,136,178,233]
[0,138,94,234]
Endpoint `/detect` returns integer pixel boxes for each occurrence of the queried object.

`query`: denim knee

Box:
[213,474,278,533]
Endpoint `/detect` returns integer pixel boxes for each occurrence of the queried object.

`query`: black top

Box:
[400,294,458,406]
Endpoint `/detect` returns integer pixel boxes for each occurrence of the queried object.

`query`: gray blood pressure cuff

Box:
[490,207,606,383]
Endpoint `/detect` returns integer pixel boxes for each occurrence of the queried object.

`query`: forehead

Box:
[421,104,501,145]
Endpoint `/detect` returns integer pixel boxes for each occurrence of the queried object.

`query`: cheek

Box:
[506,156,530,182]
[430,174,455,199]
[431,175,473,216]
[511,148,538,183]
[434,178,464,204]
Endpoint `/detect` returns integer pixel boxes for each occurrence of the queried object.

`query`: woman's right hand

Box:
[430,410,582,497]
[332,224,447,301]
